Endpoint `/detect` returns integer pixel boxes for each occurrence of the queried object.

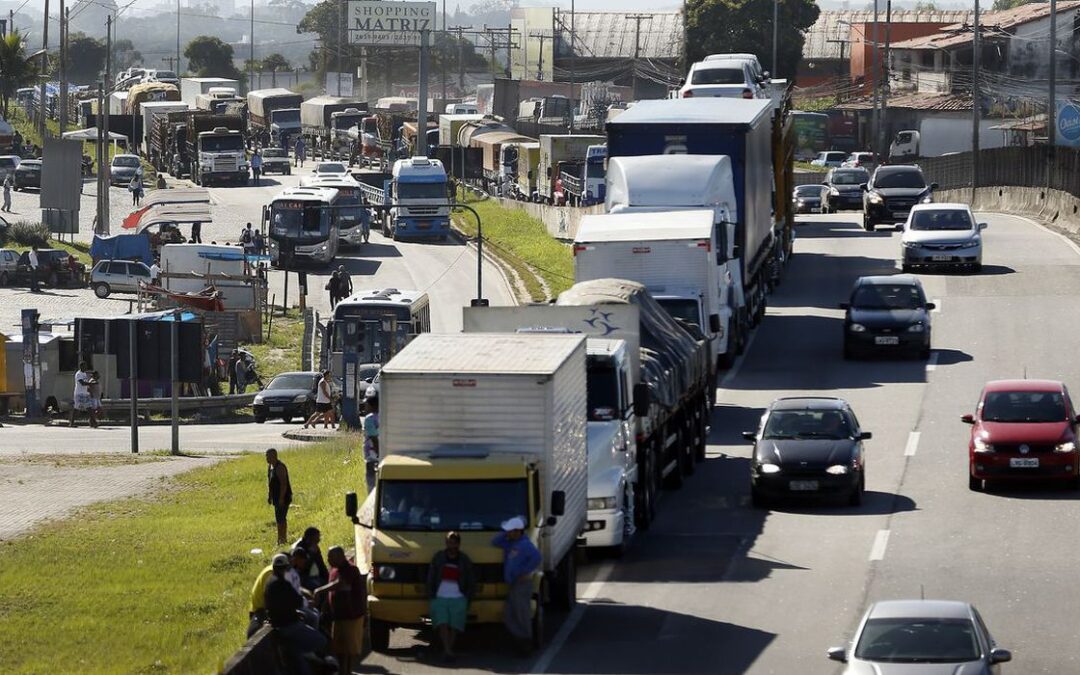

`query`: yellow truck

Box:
[345,332,588,651]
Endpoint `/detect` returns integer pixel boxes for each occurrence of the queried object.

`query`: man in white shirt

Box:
[149,260,161,285]
[69,362,98,428]
[28,245,39,292]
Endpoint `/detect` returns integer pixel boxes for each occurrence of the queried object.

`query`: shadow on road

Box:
[765,490,918,516]
[768,251,901,311]
[933,348,974,366]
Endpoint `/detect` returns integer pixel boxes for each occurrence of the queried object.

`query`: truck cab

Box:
[270,108,301,148]
[583,144,607,205]
[193,126,247,186]
[389,156,450,241]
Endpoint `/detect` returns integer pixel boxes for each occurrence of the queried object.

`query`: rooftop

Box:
[803,9,974,60]
[556,11,683,60]
[834,92,972,112]
[983,379,1065,392]
[892,0,1080,50]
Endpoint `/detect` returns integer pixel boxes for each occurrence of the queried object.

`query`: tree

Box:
[0,30,38,117]
[992,0,1031,11]
[183,36,242,79]
[66,33,108,85]
[685,0,820,79]
[112,39,143,73]
[261,53,291,72]
[913,1,938,10]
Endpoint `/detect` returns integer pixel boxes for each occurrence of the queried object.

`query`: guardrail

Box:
[99,392,256,414]
[918,146,1078,196]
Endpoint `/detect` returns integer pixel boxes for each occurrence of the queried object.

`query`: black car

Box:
[15,249,87,287]
[861,165,937,231]
[792,184,823,214]
[820,167,870,213]
[253,371,322,424]
[841,275,934,359]
[745,397,870,506]
[13,159,42,190]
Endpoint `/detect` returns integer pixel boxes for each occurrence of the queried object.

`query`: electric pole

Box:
[871,1,879,156]
[569,0,575,130]
[1049,0,1057,148]
[880,0,892,159]
[418,30,429,156]
[971,0,980,201]
[449,25,472,90]
[249,0,254,91]
[59,1,68,134]
[176,0,180,75]
[38,0,49,138]
[103,14,111,234]
[441,0,447,103]
[528,31,552,81]
[627,14,653,99]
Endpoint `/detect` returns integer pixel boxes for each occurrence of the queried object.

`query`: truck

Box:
[180,77,240,109]
[141,101,189,158]
[559,143,607,206]
[300,96,368,160]
[537,134,605,204]
[344,331,588,651]
[357,156,450,241]
[470,131,534,194]
[126,81,180,116]
[888,119,1008,161]
[149,110,190,176]
[108,91,128,115]
[247,88,303,148]
[194,91,243,114]
[515,142,541,201]
[606,98,781,349]
[574,210,724,378]
[184,113,248,186]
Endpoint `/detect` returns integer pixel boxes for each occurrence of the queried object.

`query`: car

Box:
[109,154,144,186]
[964,379,1080,492]
[820,167,871,213]
[310,161,350,179]
[89,259,152,297]
[260,147,291,175]
[810,151,847,168]
[841,275,934,359]
[0,247,18,284]
[703,52,769,84]
[15,249,87,287]
[827,600,1011,673]
[901,203,986,272]
[862,165,937,231]
[841,151,878,170]
[252,371,323,424]
[744,396,870,506]
[679,58,765,99]
[13,159,42,190]
[0,154,21,180]
[792,184,823,214]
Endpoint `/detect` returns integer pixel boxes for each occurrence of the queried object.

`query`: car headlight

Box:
[375,565,396,580]
[796,199,805,205]
[907,323,925,333]
[759,462,781,474]
[826,464,849,475]
[973,437,994,453]
[1055,441,1076,453]
[293,394,308,403]
[849,323,867,332]
[829,188,840,196]
[868,193,883,204]
[963,235,981,247]
[253,394,264,405]
[587,496,618,510]
[320,245,328,251]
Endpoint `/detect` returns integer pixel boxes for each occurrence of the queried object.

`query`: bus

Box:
[792,111,830,161]
[263,186,341,267]
[300,175,370,248]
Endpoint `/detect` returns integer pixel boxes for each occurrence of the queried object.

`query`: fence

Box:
[919,146,1080,197]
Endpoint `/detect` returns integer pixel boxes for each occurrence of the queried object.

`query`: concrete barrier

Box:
[495,198,605,241]
[938,186,1080,236]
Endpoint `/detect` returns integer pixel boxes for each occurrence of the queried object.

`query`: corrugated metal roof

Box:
[893,0,1080,50]
[834,92,972,111]
[803,9,974,60]
[557,11,683,60]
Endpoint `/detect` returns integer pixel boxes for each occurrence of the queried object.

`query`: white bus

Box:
[264,186,342,267]
[299,175,369,248]
[331,288,431,364]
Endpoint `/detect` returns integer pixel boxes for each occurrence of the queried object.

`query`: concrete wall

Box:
[1008,10,1080,79]
[496,198,605,241]
[940,185,1080,236]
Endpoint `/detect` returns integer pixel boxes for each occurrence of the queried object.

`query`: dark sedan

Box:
[820,167,870,213]
[13,159,41,190]
[842,275,934,359]
[745,396,870,506]
[15,249,86,288]
[252,371,321,424]
[792,184,823,214]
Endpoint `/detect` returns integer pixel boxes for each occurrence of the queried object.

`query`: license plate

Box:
[417,221,431,229]
[790,480,819,491]
[931,255,953,262]
[1009,457,1039,468]
[269,406,284,413]
[892,211,909,219]
[874,336,900,345]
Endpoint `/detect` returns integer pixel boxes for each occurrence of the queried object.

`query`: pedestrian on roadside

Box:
[2,172,12,212]
[156,173,166,189]
[336,265,352,300]
[190,220,202,244]
[251,150,263,185]
[88,370,103,420]
[28,244,39,292]
[314,546,366,675]
[427,531,474,662]
[363,395,380,493]
[228,350,239,394]
[292,527,329,591]
[69,362,98,428]
[129,174,143,206]
[492,516,542,655]
[264,552,333,672]
[304,370,337,430]
[240,224,253,252]
[326,271,341,309]
[294,137,306,167]
[149,258,161,285]
[235,354,250,394]
[266,448,293,545]
[253,229,265,255]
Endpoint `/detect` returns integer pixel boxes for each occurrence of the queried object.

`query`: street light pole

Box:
[249,0,254,91]
[569,0,575,131]
[38,0,49,139]
[971,0,980,201]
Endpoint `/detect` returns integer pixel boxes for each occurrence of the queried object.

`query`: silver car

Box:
[90,259,152,297]
[828,600,1011,674]
[901,203,986,273]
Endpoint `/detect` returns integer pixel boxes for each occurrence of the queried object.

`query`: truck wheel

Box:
[550,549,577,611]
[636,450,657,530]
[695,399,709,463]
[370,619,391,652]
[663,430,685,490]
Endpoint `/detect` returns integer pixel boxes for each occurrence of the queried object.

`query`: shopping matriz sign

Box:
[348,0,437,47]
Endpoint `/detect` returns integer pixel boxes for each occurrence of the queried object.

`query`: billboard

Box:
[510,7,554,82]
[1057,99,1080,147]
[41,138,82,213]
[326,72,355,97]
[347,1,437,47]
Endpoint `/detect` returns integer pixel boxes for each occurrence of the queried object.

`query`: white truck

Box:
[346,332,587,650]
[888,118,1008,161]
[179,77,240,109]
[357,156,451,241]
[140,101,189,157]
[300,96,368,160]
[108,91,128,115]
[574,210,724,374]
[606,155,743,366]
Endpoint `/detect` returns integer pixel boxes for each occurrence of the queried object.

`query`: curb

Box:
[281,427,361,442]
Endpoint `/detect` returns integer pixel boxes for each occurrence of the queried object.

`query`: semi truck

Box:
[345,332,588,651]
[357,156,450,241]
[537,134,605,204]
[300,96,368,160]
[140,101,189,159]
[185,113,248,186]
[247,88,303,147]
[194,90,243,113]
[179,77,240,109]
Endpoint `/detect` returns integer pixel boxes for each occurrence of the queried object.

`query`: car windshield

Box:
[377,479,528,531]
[832,170,868,185]
[267,374,317,391]
[357,365,381,382]
[852,284,924,310]
[982,391,1067,423]
[0,158,17,169]
[910,210,973,231]
[112,156,140,168]
[262,148,286,158]
[794,185,821,196]
[826,153,846,161]
[19,163,41,171]
[692,68,745,85]
[762,410,852,440]
[874,170,926,189]
[316,163,346,174]
[855,618,980,663]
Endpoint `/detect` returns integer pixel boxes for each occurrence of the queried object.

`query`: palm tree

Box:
[0,31,39,118]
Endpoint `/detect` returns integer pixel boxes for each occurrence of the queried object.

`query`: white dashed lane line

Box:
[869,529,891,561]
[904,431,921,457]
[925,352,939,373]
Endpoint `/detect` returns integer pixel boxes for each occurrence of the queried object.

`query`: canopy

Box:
[62,127,128,142]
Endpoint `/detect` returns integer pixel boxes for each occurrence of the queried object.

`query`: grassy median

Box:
[0,440,365,674]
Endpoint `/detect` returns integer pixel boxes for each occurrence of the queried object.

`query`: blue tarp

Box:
[90,232,153,265]
[196,251,271,263]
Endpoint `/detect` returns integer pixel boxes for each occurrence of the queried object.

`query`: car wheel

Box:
[864,218,875,232]
[254,414,266,424]
[848,474,865,506]
[282,415,293,425]
[968,474,983,492]
[0,271,8,286]
[370,619,391,652]
[93,283,110,298]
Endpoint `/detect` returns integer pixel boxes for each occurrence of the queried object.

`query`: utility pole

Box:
[569,0,575,131]
[59,1,68,134]
[96,80,104,235]
[336,0,345,96]
[871,1,879,156]
[418,30,430,156]
[449,26,472,90]
[627,14,653,99]
[880,0,892,159]
[1049,0,1057,148]
[772,0,778,78]
[360,47,368,101]
[38,0,49,139]
[103,14,111,235]
[528,31,552,80]
[176,0,180,75]
[441,0,447,103]
[971,0,980,201]
[249,0,254,91]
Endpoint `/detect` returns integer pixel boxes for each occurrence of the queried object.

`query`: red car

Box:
[964,379,1080,491]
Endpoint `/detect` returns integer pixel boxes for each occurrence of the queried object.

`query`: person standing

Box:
[156,173,166,189]
[69,362,98,428]
[2,172,12,212]
[149,259,161,285]
[227,350,239,395]
[266,448,293,545]
[363,395,380,493]
[325,271,341,309]
[252,228,264,255]
[492,516,542,655]
[336,265,352,301]
[251,150,263,185]
[28,244,39,292]
[314,546,366,675]
[129,174,143,206]
[235,354,249,394]
[294,137,306,167]
[190,221,202,244]
[303,370,337,430]
[427,532,475,662]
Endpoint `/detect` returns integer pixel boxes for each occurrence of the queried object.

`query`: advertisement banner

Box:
[347,1,437,47]
[1056,99,1080,147]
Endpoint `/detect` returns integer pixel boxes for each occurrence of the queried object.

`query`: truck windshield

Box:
[201,135,244,152]
[587,358,621,421]
[656,298,702,330]
[335,114,365,130]
[397,182,448,199]
[584,163,605,180]
[272,109,301,124]
[271,204,330,241]
[377,479,528,531]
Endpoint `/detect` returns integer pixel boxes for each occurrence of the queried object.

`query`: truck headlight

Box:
[868,193,883,204]
[587,497,618,510]
[849,323,867,332]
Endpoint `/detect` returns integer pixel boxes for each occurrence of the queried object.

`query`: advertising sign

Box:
[347,1,437,47]
[1057,99,1080,147]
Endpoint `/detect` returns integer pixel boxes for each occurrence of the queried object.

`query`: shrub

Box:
[7,221,49,247]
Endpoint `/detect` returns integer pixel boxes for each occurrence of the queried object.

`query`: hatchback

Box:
[252,371,321,424]
[792,185,823,214]
[679,59,763,99]
[90,259,152,297]
[13,159,41,190]
[901,204,985,272]
[841,275,934,359]
[821,167,871,213]
[964,379,1080,491]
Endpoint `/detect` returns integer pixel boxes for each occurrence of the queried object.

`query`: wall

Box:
[497,198,604,240]
[850,22,959,84]
[1008,10,1080,79]
[939,185,1080,238]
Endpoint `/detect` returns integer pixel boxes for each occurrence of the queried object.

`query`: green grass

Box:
[241,310,306,380]
[794,161,828,173]
[0,439,367,674]
[453,188,574,301]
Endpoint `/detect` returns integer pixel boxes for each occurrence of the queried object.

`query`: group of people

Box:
[228,350,263,394]
[70,362,103,428]
[239,223,265,255]
[325,265,354,308]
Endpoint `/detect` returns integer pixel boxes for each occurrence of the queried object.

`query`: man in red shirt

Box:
[314,546,367,675]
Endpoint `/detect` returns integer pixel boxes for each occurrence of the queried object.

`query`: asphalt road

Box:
[355,210,1080,674]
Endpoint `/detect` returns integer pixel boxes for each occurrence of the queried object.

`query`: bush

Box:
[7,221,49,247]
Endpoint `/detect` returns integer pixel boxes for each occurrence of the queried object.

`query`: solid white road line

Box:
[997,212,1080,259]
[925,352,939,372]
[530,560,617,675]
[904,431,921,457]
[869,530,891,561]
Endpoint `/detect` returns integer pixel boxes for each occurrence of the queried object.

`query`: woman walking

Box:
[303,371,337,429]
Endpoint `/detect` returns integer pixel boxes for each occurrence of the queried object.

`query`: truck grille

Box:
[215,159,238,172]
[408,206,440,217]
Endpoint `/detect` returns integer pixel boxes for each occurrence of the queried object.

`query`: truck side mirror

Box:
[930,182,939,190]
[550,490,566,517]
[632,383,651,417]
[709,313,721,334]
[859,183,868,191]
[345,491,358,518]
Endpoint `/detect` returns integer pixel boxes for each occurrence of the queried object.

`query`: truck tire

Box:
[636,449,657,530]
[550,549,577,610]
[531,590,545,650]
[370,619,391,652]
[680,417,696,477]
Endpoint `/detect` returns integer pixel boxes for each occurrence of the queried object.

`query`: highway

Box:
[357,210,1080,673]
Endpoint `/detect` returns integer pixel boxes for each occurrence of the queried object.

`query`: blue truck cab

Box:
[389,156,451,241]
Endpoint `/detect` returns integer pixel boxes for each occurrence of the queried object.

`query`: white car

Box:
[842,152,877,170]
[811,151,847,168]
[900,203,985,273]
[310,162,350,179]
[679,58,765,99]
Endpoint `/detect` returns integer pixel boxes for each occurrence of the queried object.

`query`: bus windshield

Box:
[271,204,331,241]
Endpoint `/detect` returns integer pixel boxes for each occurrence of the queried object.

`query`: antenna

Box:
[1023,366,1028,379]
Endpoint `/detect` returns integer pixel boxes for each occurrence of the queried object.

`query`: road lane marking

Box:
[926,352,939,372]
[869,529,891,561]
[931,298,941,312]
[530,560,616,674]
[904,431,921,457]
